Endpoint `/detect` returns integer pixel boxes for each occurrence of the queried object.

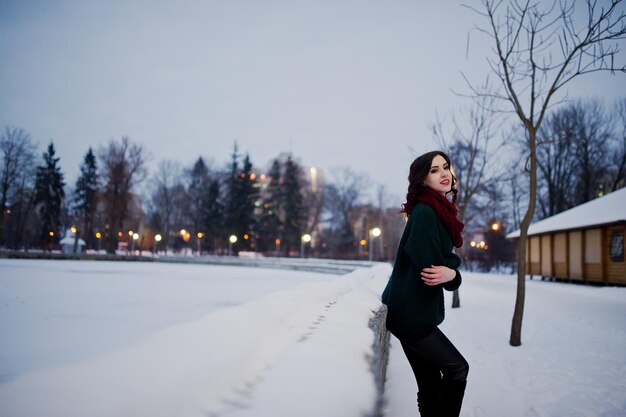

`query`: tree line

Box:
[2,95,624,261]
[0,132,399,259]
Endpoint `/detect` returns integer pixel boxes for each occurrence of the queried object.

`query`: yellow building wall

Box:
[518,224,625,285]
[569,231,583,280]
[553,233,567,278]
[541,235,552,276]
[529,236,541,275]
[584,229,603,282]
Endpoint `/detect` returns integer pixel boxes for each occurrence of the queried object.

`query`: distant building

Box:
[60,229,86,254]
[507,188,625,285]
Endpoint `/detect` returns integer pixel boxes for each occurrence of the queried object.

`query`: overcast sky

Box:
[1,0,624,203]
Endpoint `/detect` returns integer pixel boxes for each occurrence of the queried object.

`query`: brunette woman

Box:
[382,151,468,417]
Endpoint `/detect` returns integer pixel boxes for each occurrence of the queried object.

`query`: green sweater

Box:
[381,204,462,339]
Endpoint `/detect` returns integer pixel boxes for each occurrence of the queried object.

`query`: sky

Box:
[1,0,625,203]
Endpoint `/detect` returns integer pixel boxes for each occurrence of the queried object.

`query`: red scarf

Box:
[414,186,464,248]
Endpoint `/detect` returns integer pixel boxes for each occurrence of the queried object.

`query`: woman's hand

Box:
[421,265,456,286]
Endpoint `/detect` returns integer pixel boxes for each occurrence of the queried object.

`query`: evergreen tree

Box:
[34,142,65,249]
[282,155,306,256]
[223,144,260,252]
[257,159,282,253]
[223,143,242,244]
[186,157,225,253]
[239,154,259,250]
[186,157,210,234]
[74,148,98,249]
[203,178,223,252]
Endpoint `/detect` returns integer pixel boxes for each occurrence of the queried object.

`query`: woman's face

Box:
[423,154,452,195]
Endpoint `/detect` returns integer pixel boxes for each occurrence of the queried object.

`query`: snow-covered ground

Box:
[384,273,626,417]
[0,259,389,417]
[1,259,625,417]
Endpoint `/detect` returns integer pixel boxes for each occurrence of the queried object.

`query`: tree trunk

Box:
[510,128,538,346]
[452,290,460,308]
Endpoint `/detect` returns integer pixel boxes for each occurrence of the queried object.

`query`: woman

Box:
[382,151,468,417]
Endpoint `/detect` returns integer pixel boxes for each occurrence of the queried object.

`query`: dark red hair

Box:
[401,151,458,216]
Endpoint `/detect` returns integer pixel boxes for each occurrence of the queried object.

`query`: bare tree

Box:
[150,159,184,251]
[99,137,147,253]
[608,97,626,191]
[468,0,626,346]
[571,100,612,204]
[536,104,579,217]
[323,168,370,258]
[0,127,37,245]
[432,94,504,307]
[536,98,626,215]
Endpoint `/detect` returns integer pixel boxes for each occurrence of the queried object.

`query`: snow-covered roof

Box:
[507,187,626,238]
[60,236,86,246]
[60,229,86,246]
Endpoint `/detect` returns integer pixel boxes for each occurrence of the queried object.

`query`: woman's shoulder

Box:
[407,204,441,233]
[409,204,438,220]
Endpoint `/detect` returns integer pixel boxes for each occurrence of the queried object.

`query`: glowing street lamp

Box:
[131,232,139,253]
[95,232,102,251]
[196,232,203,255]
[153,233,162,254]
[229,235,237,256]
[369,227,382,261]
[180,229,191,242]
[301,233,312,258]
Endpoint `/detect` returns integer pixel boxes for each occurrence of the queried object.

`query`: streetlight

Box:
[131,232,139,254]
[301,233,312,258]
[154,233,162,254]
[359,239,367,258]
[229,235,237,256]
[197,232,203,255]
[275,238,281,257]
[96,232,102,252]
[369,227,381,261]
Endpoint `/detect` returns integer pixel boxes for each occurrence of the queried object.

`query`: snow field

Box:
[0,260,391,417]
[2,259,625,417]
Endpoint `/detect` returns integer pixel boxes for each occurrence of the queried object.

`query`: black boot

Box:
[417,389,440,417]
[440,380,466,417]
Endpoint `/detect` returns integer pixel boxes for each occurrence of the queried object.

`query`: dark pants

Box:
[399,327,468,417]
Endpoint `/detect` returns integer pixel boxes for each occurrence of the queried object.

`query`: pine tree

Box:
[223,144,260,252]
[239,154,259,251]
[203,178,223,252]
[282,155,306,256]
[34,142,65,250]
[74,148,98,249]
[257,159,282,253]
[187,157,210,234]
[223,143,242,244]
